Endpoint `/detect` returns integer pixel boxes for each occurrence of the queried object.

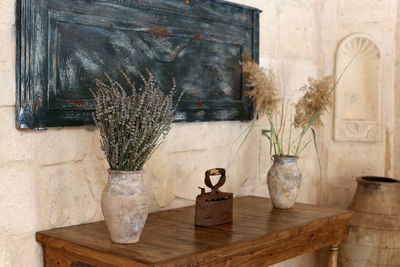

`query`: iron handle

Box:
[204,168,226,193]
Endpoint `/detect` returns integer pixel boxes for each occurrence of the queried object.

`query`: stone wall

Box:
[316,0,398,208]
[0,0,398,266]
[395,1,400,180]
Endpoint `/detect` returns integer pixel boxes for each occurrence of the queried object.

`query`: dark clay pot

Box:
[339,176,400,266]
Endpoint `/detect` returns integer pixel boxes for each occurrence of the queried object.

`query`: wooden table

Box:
[36,196,352,267]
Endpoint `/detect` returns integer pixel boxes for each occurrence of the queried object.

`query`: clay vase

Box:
[267,156,302,209]
[101,169,149,243]
[339,176,400,266]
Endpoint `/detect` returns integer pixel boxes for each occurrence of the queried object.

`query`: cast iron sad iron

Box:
[195,168,233,226]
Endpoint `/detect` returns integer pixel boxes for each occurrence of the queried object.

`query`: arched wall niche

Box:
[334,34,382,142]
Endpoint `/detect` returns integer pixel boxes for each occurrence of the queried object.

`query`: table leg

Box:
[327,243,340,267]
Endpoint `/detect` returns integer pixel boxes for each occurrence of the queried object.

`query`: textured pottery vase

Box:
[101,169,149,243]
[267,156,302,209]
[339,176,400,266]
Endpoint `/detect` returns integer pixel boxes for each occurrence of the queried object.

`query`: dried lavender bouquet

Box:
[92,71,182,171]
[241,51,337,157]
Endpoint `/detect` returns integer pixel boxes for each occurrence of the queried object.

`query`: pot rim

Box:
[273,155,299,159]
[108,169,144,175]
[357,176,400,186]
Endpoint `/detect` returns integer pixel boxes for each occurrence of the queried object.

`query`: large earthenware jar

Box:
[339,176,400,266]
[101,169,149,243]
[267,156,302,209]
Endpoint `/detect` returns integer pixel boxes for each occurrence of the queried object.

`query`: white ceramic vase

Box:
[267,156,302,209]
[101,169,149,243]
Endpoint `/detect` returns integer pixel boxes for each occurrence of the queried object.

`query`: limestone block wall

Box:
[0,0,398,266]
[395,1,400,180]
[316,0,398,209]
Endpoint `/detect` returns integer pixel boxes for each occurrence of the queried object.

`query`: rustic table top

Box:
[36,196,353,267]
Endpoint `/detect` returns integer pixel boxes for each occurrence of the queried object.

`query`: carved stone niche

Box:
[334,34,382,142]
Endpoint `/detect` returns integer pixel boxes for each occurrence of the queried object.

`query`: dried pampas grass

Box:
[241,50,278,115]
[241,50,338,157]
[294,76,335,128]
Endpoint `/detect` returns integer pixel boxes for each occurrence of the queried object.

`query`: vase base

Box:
[110,235,141,244]
[270,195,297,209]
[272,205,294,209]
[271,201,295,209]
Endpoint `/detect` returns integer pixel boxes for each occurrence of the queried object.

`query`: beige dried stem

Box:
[292,76,335,156]
[241,50,279,115]
[241,48,342,157]
[294,76,335,129]
[241,50,282,155]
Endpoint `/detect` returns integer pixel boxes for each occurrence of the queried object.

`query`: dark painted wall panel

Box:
[16,0,261,128]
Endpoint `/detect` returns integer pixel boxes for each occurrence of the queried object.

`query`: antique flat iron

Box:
[195,168,233,226]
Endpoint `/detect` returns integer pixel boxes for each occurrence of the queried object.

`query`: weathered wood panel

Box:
[16,0,261,129]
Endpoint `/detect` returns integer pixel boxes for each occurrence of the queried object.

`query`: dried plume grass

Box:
[241,49,337,157]
[294,76,335,128]
[241,50,278,115]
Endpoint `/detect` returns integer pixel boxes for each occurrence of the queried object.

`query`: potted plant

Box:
[241,51,338,209]
[91,71,182,243]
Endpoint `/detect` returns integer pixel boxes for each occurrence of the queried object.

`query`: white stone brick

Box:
[338,0,390,24]
[0,232,43,267]
[0,107,44,162]
[163,121,251,154]
[258,1,279,57]
[35,127,90,165]
[0,71,15,107]
[0,107,100,165]
[0,164,39,234]
[0,0,15,26]
[42,162,104,227]
[278,2,316,60]
[327,144,385,185]
[0,25,15,66]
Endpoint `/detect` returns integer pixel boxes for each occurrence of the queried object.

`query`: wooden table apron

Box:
[36,196,353,267]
